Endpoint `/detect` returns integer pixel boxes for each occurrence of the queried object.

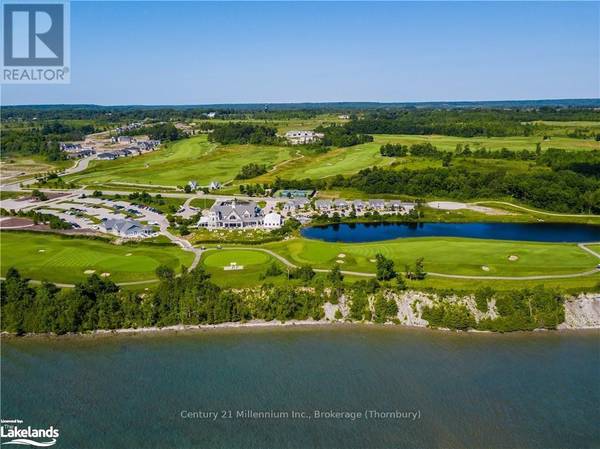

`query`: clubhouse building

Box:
[197,199,282,229]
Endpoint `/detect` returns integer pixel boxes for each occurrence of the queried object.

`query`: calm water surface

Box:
[2,327,599,449]
[301,222,600,243]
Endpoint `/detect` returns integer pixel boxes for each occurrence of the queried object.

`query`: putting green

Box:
[201,249,285,288]
[203,250,270,267]
[264,237,598,277]
[0,231,194,284]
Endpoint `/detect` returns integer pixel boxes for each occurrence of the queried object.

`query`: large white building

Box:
[197,199,283,229]
[263,212,283,228]
[284,130,324,145]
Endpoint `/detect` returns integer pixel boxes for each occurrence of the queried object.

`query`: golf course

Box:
[65,136,294,187]
[195,235,600,291]
[64,131,596,189]
[0,232,194,284]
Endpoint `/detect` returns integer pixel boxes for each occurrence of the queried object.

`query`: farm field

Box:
[0,231,194,284]
[65,135,293,187]
[263,236,598,277]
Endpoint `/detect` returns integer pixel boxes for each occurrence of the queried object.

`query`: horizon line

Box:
[3,97,600,108]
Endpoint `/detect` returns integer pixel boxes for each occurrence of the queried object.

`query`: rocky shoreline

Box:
[2,292,598,338]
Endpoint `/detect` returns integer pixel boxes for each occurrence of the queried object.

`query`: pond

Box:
[301,221,600,243]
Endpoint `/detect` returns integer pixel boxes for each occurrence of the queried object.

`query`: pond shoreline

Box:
[302,221,600,243]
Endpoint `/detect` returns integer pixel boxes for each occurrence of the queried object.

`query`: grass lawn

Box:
[189,198,215,209]
[0,191,27,201]
[65,135,294,187]
[263,236,598,277]
[0,231,194,284]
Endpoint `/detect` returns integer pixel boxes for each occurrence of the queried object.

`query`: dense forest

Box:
[345,109,600,138]
[3,102,600,122]
[314,124,374,147]
[1,122,95,160]
[126,123,187,141]
[0,267,570,335]
[208,123,282,145]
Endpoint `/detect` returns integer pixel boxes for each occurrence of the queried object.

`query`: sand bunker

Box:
[100,272,111,277]
[336,260,345,264]
[38,249,46,253]
[337,253,346,258]
[370,259,377,263]
[125,253,132,256]
[508,255,519,261]
[84,270,96,275]
[481,266,490,272]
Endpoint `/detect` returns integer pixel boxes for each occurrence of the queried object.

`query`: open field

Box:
[370,134,599,152]
[263,236,598,277]
[0,156,71,184]
[0,231,194,284]
[65,135,293,187]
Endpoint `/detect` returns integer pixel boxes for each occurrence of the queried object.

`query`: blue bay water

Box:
[1,327,599,449]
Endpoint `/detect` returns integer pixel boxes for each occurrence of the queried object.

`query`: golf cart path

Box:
[473,201,600,218]
[203,246,600,281]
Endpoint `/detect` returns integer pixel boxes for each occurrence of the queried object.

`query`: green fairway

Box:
[263,236,598,277]
[0,231,194,284]
[250,133,595,183]
[65,135,293,187]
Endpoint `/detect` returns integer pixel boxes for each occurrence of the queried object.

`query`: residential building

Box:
[352,200,364,212]
[97,152,117,160]
[315,199,333,211]
[117,136,134,144]
[282,198,309,214]
[60,143,82,152]
[333,199,348,209]
[368,199,386,210]
[67,148,96,159]
[100,218,154,238]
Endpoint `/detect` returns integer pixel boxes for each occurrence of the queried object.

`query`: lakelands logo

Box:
[1,419,59,447]
[2,0,70,83]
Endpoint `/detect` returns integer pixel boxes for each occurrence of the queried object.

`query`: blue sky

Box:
[2,1,598,105]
